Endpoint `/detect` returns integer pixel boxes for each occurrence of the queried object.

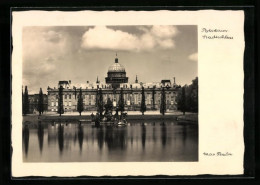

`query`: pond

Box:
[22,120,198,162]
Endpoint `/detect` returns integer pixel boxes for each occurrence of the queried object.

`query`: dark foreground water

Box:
[23,120,198,162]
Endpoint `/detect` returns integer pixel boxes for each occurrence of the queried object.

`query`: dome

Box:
[108,58,125,72]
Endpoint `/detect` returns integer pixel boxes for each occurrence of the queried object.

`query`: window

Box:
[64,102,67,106]
[134,94,138,104]
[56,95,58,99]
[69,94,71,99]
[69,102,71,106]
[56,102,58,106]
[138,94,141,101]
[51,108,54,111]
[65,95,67,99]
[91,95,95,105]
[51,102,54,106]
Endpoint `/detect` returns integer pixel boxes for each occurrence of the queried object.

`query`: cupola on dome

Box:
[108,58,126,72]
[105,55,128,88]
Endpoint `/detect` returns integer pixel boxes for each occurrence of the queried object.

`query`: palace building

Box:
[47,56,180,112]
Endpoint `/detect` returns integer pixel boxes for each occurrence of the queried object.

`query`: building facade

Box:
[28,94,48,114]
[47,56,180,112]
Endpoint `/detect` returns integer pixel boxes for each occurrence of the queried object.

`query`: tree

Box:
[140,86,146,115]
[37,88,44,115]
[73,86,77,99]
[176,77,198,114]
[118,88,125,114]
[189,77,198,112]
[105,97,113,110]
[22,86,24,114]
[22,86,29,116]
[104,98,113,121]
[77,88,84,116]
[160,87,166,115]
[177,86,186,115]
[57,85,64,116]
[152,86,156,110]
[96,88,99,107]
[97,88,104,116]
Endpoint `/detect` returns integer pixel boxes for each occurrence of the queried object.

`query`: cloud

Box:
[23,57,57,94]
[24,57,56,76]
[43,30,62,43]
[81,26,178,51]
[45,56,54,62]
[188,52,198,61]
[150,25,178,38]
[81,26,139,51]
[22,27,81,93]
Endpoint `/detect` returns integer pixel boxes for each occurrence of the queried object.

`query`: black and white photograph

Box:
[22,25,198,162]
[11,10,246,177]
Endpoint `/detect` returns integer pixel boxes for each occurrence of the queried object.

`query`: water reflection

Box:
[182,125,187,147]
[105,126,127,151]
[37,121,44,154]
[161,122,167,148]
[58,124,64,155]
[23,121,198,162]
[141,123,146,149]
[97,126,104,150]
[152,123,157,143]
[130,126,134,146]
[22,124,29,157]
[48,124,56,146]
[78,124,84,153]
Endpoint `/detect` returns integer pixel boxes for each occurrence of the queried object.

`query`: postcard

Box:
[12,10,244,177]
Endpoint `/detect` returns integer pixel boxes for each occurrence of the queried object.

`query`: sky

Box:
[22,25,197,94]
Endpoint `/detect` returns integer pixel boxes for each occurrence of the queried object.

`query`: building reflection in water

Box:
[161,122,167,148]
[73,126,77,145]
[182,125,187,147]
[22,124,30,157]
[96,126,104,150]
[152,122,157,143]
[48,123,56,146]
[58,124,64,155]
[78,124,84,153]
[105,126,127,151]
[130,125,134,146]
[24,121,198,162]
[37,121,44,154]
[141,123,146,149]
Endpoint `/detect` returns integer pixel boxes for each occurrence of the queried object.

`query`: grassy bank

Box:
[23,113,198,123]
[177,113,198,122]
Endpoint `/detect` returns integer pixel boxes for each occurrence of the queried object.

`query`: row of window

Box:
[50,100,175,107]
[51,102,72,106]
[52,92,176,99]
[51,95,176,105]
